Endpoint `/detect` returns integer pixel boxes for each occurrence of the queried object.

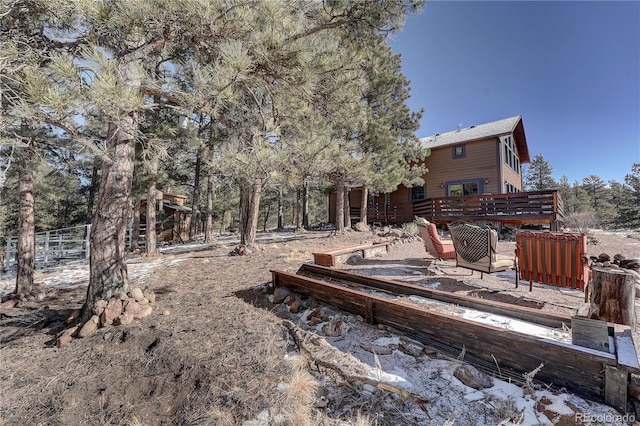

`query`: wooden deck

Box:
[369,190,564,229]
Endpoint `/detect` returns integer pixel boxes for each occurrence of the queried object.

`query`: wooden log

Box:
[588,267,637,332]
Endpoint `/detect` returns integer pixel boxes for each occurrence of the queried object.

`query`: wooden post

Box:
[588,267,637,331]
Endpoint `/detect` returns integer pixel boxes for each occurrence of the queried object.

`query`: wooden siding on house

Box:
[421,137,501,197]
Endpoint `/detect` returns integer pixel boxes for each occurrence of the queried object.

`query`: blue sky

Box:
[388,1,640,185]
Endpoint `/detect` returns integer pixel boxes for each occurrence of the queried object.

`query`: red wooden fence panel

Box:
[516,231,590,290]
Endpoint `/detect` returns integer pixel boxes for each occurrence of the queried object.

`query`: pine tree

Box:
[524,154,556,191]
[582,174,615,226]
[620,163,640,228]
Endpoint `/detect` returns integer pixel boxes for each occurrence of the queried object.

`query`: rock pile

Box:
[56,287,156,347]
[0,283,56,308]
[590,253,640,271]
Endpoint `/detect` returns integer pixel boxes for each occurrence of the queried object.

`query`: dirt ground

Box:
[0,227,639,425]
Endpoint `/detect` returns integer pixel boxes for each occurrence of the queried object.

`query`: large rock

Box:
[123,300,142,317]
[129,287,145,302]
[453,364,493,390]
[272,287,291,304]
[77,315,100,338]
[101,299,123,326]
[56,326,79,348]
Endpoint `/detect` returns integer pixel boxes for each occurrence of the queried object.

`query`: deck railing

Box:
[412,190,564,229]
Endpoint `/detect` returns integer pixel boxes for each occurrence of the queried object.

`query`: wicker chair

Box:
[415,216,456,262]
[447,222,519,287]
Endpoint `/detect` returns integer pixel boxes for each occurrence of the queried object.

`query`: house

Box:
[330,115,549,226]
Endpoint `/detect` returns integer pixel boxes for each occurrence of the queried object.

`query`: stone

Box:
[56,326,78,348]
[129,288,145,302]
[289,298,302,314]
[283,295,294,305]
[123,300,142,317]
[0,299,18,308]
[399,340,424,357]
[93,300,108,316]
[359,343,393,355]
[77,315,100,338]
[308,317,322,326]
[322,320,349,337]
[143,290,156,304]
[161,309,171,316]
[134,305,153,319]
[453,364,493,390]
[114,313,134,326]
[272,287,291,304]
[101,299,123,326]
[115,292,128,300]
[34,292,46,302]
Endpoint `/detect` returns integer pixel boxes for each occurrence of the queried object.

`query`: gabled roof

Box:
[420,115,531,163]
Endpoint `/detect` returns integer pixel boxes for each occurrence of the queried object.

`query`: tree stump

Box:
[588,267,637,331]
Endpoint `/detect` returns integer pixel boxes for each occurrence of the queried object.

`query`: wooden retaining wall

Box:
[272,264,639,411]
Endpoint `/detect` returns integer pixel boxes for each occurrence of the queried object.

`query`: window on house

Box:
[453,145,465,158]
[448,181,479,197]
[410,184,426,202]
[503,136,520,174]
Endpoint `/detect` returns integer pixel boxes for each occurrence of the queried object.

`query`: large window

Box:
[410,184,426,201]
[503,136,520,173]
[447,180,480,197]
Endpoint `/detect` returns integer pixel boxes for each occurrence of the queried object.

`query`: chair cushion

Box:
[427,223,445,253]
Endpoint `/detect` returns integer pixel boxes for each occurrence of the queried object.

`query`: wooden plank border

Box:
[298,263,570,329]
[272,268,621,403]
[312,242,390,267]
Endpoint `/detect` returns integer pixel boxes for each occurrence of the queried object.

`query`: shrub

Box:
[401,222,418,236]
[564,212,598,233]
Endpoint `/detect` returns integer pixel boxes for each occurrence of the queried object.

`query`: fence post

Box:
[44,231,50,264]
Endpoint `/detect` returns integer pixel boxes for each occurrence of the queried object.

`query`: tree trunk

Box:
[277,189,284,230]
[302,182,309,229]
[219,209,227,234]
[15,163,35,294]
[204,171,215,243]
[145,156,158,256]
[360,185,369,227]
[83,119,136,321]
[262,202,270,232]
[86,159,100,224]
[588,267,637,331]
[130,200,140,252]
[190,148,202,240]
[335,184,344,232]
[240,178,263,247]
[295,187,302,231]
[343,186,351,229]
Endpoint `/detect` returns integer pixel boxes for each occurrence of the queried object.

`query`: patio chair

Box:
[447,222,519,288]
[415,216,456,262]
